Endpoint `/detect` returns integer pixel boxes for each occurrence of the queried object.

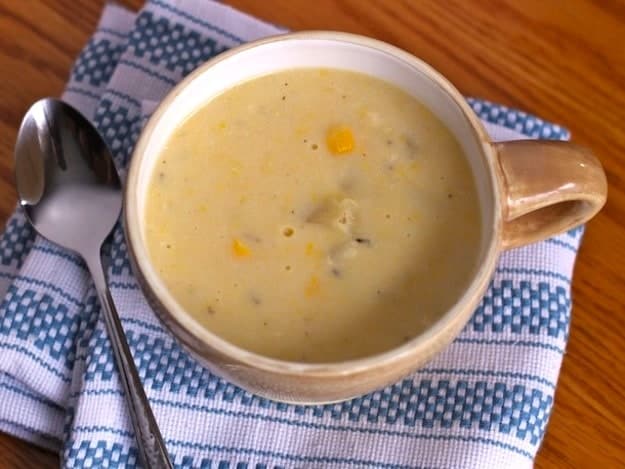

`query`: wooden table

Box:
[1,0,623,467]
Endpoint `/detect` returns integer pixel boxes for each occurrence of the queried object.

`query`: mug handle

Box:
[493,140,607,249]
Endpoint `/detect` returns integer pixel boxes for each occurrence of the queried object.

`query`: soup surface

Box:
[144,68,481,362]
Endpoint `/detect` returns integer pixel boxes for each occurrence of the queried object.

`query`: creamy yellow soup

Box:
[145,68,481,363]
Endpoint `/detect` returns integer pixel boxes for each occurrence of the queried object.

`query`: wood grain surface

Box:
[1,0,624,467]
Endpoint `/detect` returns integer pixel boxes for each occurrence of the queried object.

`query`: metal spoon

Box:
[14,98,172,469]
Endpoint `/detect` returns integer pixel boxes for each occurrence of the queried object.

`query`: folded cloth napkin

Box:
[0,1,579,467]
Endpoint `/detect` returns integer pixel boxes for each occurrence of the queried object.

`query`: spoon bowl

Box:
[14,98,172,469]
[15,98,122,256]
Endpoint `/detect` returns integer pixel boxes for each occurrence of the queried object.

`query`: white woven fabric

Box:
[0,1,578,467]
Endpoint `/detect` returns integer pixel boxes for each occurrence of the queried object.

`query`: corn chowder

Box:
[144,68,480,362]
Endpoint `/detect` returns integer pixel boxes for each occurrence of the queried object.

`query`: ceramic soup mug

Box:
[124,32,607,403]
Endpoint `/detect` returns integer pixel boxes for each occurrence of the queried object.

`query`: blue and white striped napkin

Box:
[0,1,578,467]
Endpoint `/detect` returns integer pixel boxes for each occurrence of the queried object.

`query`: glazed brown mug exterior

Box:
[124,32,607,403]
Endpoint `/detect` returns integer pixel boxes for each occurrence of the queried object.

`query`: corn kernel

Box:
[230,160,242,176]
[305,242,315,256]
[295,125,310,137]
[326,126,355,155]
[305,275,320,297]
[232,238,251,257]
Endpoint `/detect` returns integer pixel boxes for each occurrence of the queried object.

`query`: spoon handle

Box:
[86,252,173,469]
